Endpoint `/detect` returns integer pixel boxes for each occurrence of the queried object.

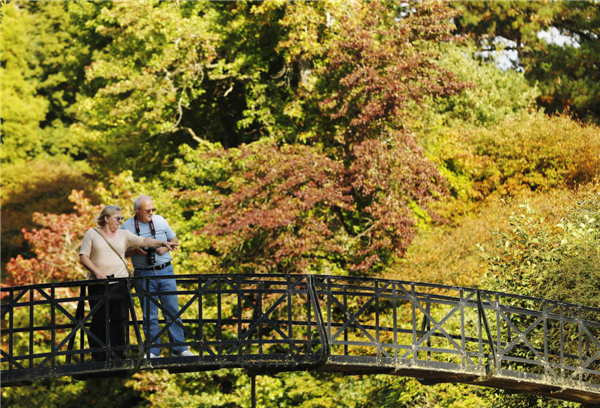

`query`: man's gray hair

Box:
[133,195,152,212]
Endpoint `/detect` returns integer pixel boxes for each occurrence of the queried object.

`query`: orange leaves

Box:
[469,112,600,195]
[2,190,100,291]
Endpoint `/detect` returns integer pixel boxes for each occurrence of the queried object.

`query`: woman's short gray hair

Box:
[95,205,122,227]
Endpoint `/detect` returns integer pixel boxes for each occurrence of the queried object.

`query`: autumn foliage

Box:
[200,1,470,273]
[2,191,99,291]
[3,1,600,407]
[321,1,468,143]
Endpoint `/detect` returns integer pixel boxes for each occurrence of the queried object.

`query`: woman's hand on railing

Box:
[93,270,107,279]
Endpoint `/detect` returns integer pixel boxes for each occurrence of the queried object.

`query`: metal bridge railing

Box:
[1,274,599,404]
[312,275,600,402]
[1,275,327,385]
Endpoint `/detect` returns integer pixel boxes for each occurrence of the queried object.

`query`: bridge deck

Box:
[2,274,599,404]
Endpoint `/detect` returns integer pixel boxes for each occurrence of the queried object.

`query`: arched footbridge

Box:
[1,275,599,404]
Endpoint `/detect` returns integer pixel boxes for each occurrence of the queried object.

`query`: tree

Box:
[0,2,49,164]
[20,0,107,158]
[2,190,99,289]
[0,1,103,269]
[451,1,600,123]
[74,0,220,175]
[196,1,470,274]
[0,1,100,163]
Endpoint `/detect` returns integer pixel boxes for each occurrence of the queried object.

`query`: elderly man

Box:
[122,195,193,358]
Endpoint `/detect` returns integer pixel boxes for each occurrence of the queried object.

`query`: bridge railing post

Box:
[477,291,497,379]
[306,275,330,365]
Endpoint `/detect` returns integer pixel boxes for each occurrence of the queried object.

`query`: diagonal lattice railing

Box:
[1,274,599,404]
[312,276,600,404]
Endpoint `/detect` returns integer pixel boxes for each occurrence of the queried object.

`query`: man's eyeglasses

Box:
[140,208,156,214]
[112,216,124,222]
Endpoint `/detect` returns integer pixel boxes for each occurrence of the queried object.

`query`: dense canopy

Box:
[1,1,599,407]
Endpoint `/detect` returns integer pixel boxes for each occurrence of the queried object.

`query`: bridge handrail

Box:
[3,273,599,315]
[1,274,599,404]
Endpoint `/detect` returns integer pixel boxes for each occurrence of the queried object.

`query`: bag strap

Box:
[93,227,132,275]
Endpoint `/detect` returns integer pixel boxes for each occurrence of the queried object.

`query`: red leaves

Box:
[321,1,469,145]
[200,133,447,273]
[200,142,353,272]
[197,1,465,274]
[346,135,447,269]
[2,191,99,293]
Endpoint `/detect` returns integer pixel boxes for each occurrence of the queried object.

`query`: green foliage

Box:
[422,41,539,128]
[351,375,490,408]
[451,0,600,123]
[0,1,93,164]
[1,375,143,408]
[125,369,247,407]
[127,371,494,408]
[75,0,219,174]
[481,195,600,309]
[485,392,579,408]
[0,1,49,163]
[207,1,292,141]
[20,0,99,126]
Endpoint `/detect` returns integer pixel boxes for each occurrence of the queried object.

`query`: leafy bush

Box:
[469,113,600,197]
[389,189,580,288]
[0,160,98,274]
[480,195,600,308]
[0,376,143,408]
[474,197,599,408]
[422,111,600,222]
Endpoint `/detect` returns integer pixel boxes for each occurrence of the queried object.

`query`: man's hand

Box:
[162,242,178,252]
[134,248,148,256]
[156,247,169,256]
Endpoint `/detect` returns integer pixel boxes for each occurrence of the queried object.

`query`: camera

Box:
[145,247,156,265]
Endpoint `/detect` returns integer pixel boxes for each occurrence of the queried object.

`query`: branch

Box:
[181,127,208,145]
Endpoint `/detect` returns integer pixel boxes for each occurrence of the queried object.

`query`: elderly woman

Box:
[79,205,177,361]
